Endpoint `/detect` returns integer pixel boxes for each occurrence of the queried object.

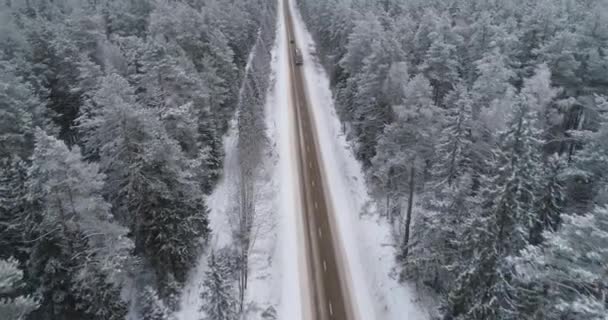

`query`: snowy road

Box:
[283,1,355,319]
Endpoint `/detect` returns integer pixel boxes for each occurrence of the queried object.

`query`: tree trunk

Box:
[401,166,415,260]
[386,193,391,223]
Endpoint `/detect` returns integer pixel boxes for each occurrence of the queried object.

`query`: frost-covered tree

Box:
[200,252,237,320]
[0,258,38,320]
[421,33,461,105]
[372,74,440,259]
[0,0,275,317]
[26,129,130,320]
[529,154,566,245]
[509,205,608,319]
[78,73,209,286]
[382,61,409,106]
[445,89,544,319]
[432,84,475,187]
[295,0,608,318]
[139,286,173,320]
[0,157,29,263]
[471,46,516,114]
[0,63,40,159]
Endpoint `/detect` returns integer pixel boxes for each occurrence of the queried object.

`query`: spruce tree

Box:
[0,258,38,320]
[432,83,475,187]
[0,157,29,263]
[78,73,209,286]
[0,62,39,159]
[529,154,566,245]
[139,286,173,320]
[200,252,237,320]
[509,206,608,319]
[445,92,544,319]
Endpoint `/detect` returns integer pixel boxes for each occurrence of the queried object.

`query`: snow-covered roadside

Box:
[174,0,306,318]
[287,0,431,318]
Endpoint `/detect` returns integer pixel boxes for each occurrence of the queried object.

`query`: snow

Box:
[174,0,431,318]
[174,0,305,318]
[271,0,307,317]
[286,0,431,318]
[173,118,238,320]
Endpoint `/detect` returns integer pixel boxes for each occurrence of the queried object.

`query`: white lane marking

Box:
[311,180,315,187]
[309,161,312,169]
[318,227,322,238]
[329,300,334,316]
[314,201,318,209]
[323,260,327,272]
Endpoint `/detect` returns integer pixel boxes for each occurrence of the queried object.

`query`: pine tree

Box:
[0,157,30,263]
[0,62,39,159]
[139,286,173,320]
[371,74,438,208]
[421,34,460,105]
[529,154,566,245]
[471,46,516,113]
[78,73,209,285]
[0,258,38,320]
[26,129,130,320]
[382,61,409,106]
[509,206,608,319]
[565,95,608,212]
[200,252,237,320]
[349,29,403,164]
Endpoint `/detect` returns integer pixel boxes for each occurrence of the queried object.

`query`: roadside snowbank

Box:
[288,0,431,318]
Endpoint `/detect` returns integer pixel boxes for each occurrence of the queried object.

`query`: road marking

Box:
[309,161,312,169]
[329,300,334,316]
[318,227,322,238]
[312,180,315,187]
[323,260,327,272]
[314,201,318,209]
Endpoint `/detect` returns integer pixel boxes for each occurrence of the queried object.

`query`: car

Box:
[294,48,303,66]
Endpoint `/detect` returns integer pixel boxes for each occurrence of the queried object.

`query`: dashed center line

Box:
[329,300,334,316]
[309,161,312,169]
[314,201,318,209]
[318,227,322,238]
[311,179,315,187]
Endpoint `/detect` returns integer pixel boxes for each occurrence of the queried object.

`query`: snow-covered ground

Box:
[271,0,307,317]
[173,118,238,320]
[175,0,431,318]
[174,20,280,320]
[286,0,432,318]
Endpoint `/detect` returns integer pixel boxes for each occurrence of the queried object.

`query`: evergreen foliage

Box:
[297,0,608,317]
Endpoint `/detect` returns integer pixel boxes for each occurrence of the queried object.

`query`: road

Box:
[283,2,354,320]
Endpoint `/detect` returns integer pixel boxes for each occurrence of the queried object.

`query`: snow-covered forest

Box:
[3,0,608,319]
[296,0,608,318]
[0,0,275,319]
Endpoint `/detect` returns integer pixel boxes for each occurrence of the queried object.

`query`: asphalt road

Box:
[283,2,354,320]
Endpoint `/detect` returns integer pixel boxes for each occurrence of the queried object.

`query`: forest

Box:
[296,0,608,319]
[0,0,274,319]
